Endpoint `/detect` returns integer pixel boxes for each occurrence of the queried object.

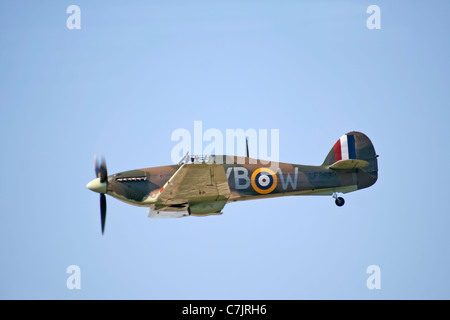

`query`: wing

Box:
[156,163,231,206]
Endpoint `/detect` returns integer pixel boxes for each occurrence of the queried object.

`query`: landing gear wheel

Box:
[335,197,345,207]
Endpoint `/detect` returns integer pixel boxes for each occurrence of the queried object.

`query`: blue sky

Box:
[1,1,449,299]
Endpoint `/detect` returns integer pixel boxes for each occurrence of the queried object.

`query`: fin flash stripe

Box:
[334,134,356,162]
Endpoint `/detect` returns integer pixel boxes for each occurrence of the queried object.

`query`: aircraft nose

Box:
[86,177,107,194]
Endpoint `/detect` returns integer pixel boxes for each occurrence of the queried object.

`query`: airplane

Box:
[87,131,378,234]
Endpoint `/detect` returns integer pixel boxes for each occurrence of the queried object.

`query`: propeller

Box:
[93,155,108,235]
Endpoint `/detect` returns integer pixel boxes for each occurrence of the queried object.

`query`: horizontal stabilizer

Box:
[328,159,369,170]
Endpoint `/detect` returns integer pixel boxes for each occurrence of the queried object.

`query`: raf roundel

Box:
[251,168,278,194]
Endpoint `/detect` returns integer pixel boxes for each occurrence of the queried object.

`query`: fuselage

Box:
[105,155,377,208]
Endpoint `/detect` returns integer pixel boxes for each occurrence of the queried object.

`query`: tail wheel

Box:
[335,197,345,207]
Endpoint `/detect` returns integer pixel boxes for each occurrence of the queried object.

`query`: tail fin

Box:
[322,132,378,187]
